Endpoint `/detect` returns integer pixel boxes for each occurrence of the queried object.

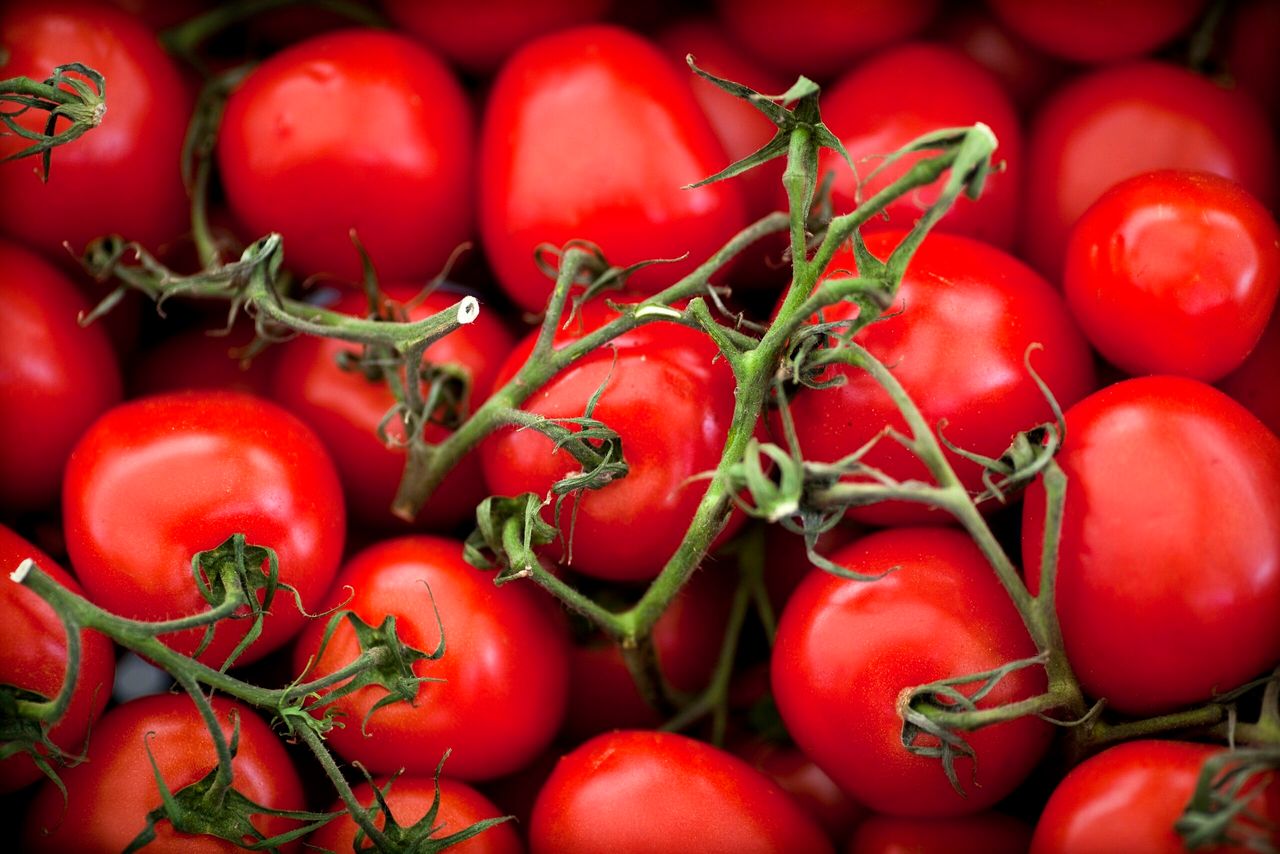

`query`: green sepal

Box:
[0,63,106,181]
[188,534,283,672]
[464,493,558,584]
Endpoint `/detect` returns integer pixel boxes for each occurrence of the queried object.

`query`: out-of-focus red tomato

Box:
[985,0,1207,63]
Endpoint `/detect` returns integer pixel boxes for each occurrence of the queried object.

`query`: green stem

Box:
[293,723,392,850]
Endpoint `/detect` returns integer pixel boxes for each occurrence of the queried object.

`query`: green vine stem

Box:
[1,63,106,180]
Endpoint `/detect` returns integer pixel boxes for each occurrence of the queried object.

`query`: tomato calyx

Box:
[0,682,85,796]
[0,63,106,181]
[465,493,559,583]
[1176,746,1280,851]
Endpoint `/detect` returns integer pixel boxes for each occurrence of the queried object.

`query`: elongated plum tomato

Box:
[479,25,747,313]
[479,300,744,581]
[292,536,569,781]
[771,527,1052,817]
[529,730,834,854]
[0,524,115,793]
[0,240,122,511]
[62,392,345,667]
[1063,170,1280,382]
[23,694,305,853]
[987,0,1206,63]
[270,285,514,530]
[819,43,1023,248]
[0,2,190,257]
[218,30,473,284]
[1022,377,1280,715]
[1031,740,1280,854]
[777,231,1095,526]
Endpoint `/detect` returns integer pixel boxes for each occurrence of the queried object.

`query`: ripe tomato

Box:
[0,2,191,257]
[819,43,1022,248]
[847,811,1032,854]
[1022,377,1280,716]
[938,7,1067,113]
[479,301,743,581]
[62,391,345,666]
[0,524,115,793]
[128,319,279,400]
[22,694,305,853]
[218,30,473,284]
[270,284,514,530]
[1064,171,1280,382]
[0,240,122,512]
[291,535,569,781]
[1219,306,1280,436]
[732,738,865,843]
[308,775,521,854]
[986,0,1207,63]
[771,527,1052,817]
[478,25,747,313]
[779,231,1096,527]
[529,730,834,853]
[1021,61,1276,278]
[1031,740,1280,854]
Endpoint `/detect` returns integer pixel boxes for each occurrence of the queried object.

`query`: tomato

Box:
[479,301,744,581]
[772,527,1051,817]
[384,0,610,73]
[712,0,940,79]
[779,231,1096,527]
[733,738,865,843]
[1031,740,1280,854]
[1021,61,1276,279]
[269,284,514,530]
[1223,0,1280,116]
[292,535,569,781]
[62,391,345,666]
[478,25,747,313]
[0,2,191,258]
[1022,377,1280,716]
[1219,305,1280,436]
[762,519,863,612]
[986,0,1207,63]
[0,240,122,512]
[529,730,834,853]
[819,43,1022,248]
[217,30,473,284]
[0,524,115,793]
[308,775,521,854]
[1064,171,1280,382]
[847,811,1032,854]
[128,319,279,399]
[22,694,305,853]
[937,6,1067,114]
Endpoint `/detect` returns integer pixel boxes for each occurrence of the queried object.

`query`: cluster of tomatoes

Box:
[2,0,1280,852]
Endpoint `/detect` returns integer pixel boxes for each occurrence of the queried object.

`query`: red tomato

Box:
[986,0,1207,63]
[269,285,514,530]
[0,524,115,793]
[479,301,743,580]
[1223,0,1280,116]
[128,320,279,399]
[937,6,1067,113]
[847,811,1032,854]
[384,0,610,73]
[0,240,122,512]
[1022,377,1280,715]
[308,775,522,854]
[217,30,473,284]
[1031,741,1280,854]
[779,231,1096,527]
[22,694,304,853]
[762,519,864,612]
[529,730,834,853]
[478,25,747,313]
[62,392,345,666]
[734,738,865,843]
[0,2,190,258]
[1021,61,1276,279]
[1064,171,1280,382]
[713,0,940,79]
[772,527,1052,817]
[292,535,569,781]
[1219,305,1280,436]
[819,43,1022,248]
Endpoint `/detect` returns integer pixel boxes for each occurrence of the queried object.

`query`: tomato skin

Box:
[218,30,473,284]
[1022,62,1276,279]
[733,738,865,843]
[22,694,304,853]
[0,2,190,258]
[0,240,122,512]
[986,0,1207,63]
[529,730,834,854]
[819,43,1022,248]
[779,231,1096,527]
[62,391,345,666]
[478,25,747,313]
[772,527,1051,817]
[0,524,116,793]
[1064,171,1280,383]
[938,7,1067,113]
[846,811,1032,854]
[308,776,523,854]
[269,285,514,530]
[128,320,280,400]
[1023,377,1280,716]
[1031,740,1280,854]
[291,536,570,781]
[1219,305,1280,436]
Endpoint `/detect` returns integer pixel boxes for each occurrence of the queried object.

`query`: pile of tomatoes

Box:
[2,0,1280,852]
